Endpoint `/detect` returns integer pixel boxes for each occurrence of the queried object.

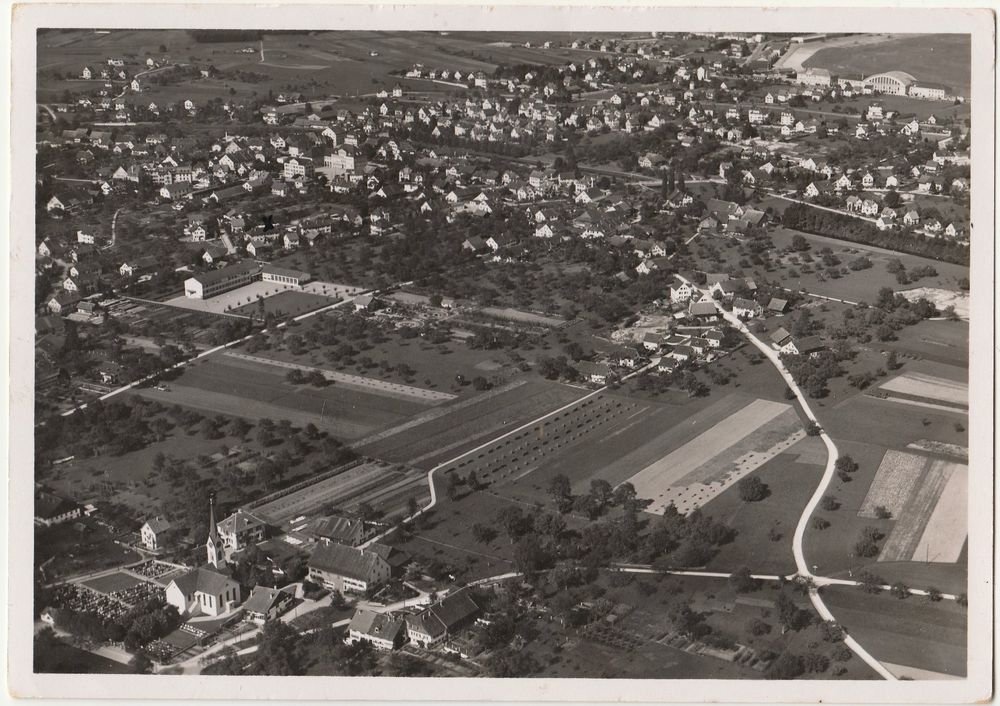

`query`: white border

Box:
[6,3,995,703]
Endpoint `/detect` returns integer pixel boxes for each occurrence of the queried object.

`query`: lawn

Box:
[230,290,334,320]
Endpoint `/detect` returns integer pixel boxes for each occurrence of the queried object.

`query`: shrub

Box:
[890,582,910,599]
[926,587,942,602]
[820,495,839,511]
[831,644,853,662]
[737,476,768,502]
[873,505,892,520]
[811,517,830,530]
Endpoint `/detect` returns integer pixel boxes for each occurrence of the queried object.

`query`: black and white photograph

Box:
[5,3,995,703]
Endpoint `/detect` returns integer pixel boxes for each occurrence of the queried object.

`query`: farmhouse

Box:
[243,586,293,624]
[35,490,83,527]
[347,609,406,651]
[307,542,392,594]
[405,590,480,649]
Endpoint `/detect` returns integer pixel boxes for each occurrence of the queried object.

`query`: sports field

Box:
[801,33,971,96]
[252,460,429,523]
[859,450,967,563]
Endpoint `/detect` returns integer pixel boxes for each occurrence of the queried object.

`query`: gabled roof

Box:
[217,509,266,536]
[350,608,405,642]
[309,542,387,582]
[143,516,171,533]
[243,585,288,615]
[170,567,236,597]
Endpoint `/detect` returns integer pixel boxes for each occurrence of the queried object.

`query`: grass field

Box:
[36,638,132,674]
[134,356,429,441]
[355,379,584,469]
[80,571,146,595]
[802,33,971,96]
[765,228,970,304]
[230,290,336,320]
[821,586,967,677]
[882,320,969,368]
[702,436,826,575]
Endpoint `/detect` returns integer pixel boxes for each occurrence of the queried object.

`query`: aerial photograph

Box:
[30,28,971,681]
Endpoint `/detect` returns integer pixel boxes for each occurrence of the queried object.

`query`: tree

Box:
[820,495,839,511]
[737,476,768,502]
[926,587,942,602]
[612,481,637,508]
[890,582,910,599]
[858,571,884,593]
[834,455,858,474]
[472,524,497,544]
[588,478,613,510]
[445,473,461,501]
[873,505,892,520]
[766,652,804,679]
[790,234,810,252]
[775,591,808,632]
[548,474,572,504]
[728,565,757,593]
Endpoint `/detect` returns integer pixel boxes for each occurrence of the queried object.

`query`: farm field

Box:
[801,33,971,96]
[355,379,584,469]
[493,391,749,507]
[625,399,803,516]
[701,436,827,575]
[133,355,429,441]
[251,459,429,523]
[878,458,966,564]
[36,639,133,675]
[821,586,967,677]
[879,371,967,408]
[224,352,457,403]
[881,320,969,368]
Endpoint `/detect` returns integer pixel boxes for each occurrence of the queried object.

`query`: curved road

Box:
[675,274,899,680]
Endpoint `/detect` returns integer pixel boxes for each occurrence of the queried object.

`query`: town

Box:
[33,29,970,681]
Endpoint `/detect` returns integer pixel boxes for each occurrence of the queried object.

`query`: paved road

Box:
[674,273,898,681]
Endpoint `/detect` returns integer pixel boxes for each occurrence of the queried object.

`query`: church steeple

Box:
[206,492,223,568]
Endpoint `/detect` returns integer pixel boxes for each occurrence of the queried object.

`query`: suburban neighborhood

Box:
[29,28,972,684]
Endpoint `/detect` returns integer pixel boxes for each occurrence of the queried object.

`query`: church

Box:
[164,493,242,618]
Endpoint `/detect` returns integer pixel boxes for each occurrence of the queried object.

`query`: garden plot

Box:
[625,399,802,515]
[878,458,967,563]
[880,372,968,408]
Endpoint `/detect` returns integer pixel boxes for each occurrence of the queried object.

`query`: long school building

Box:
[184,261,311,299]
